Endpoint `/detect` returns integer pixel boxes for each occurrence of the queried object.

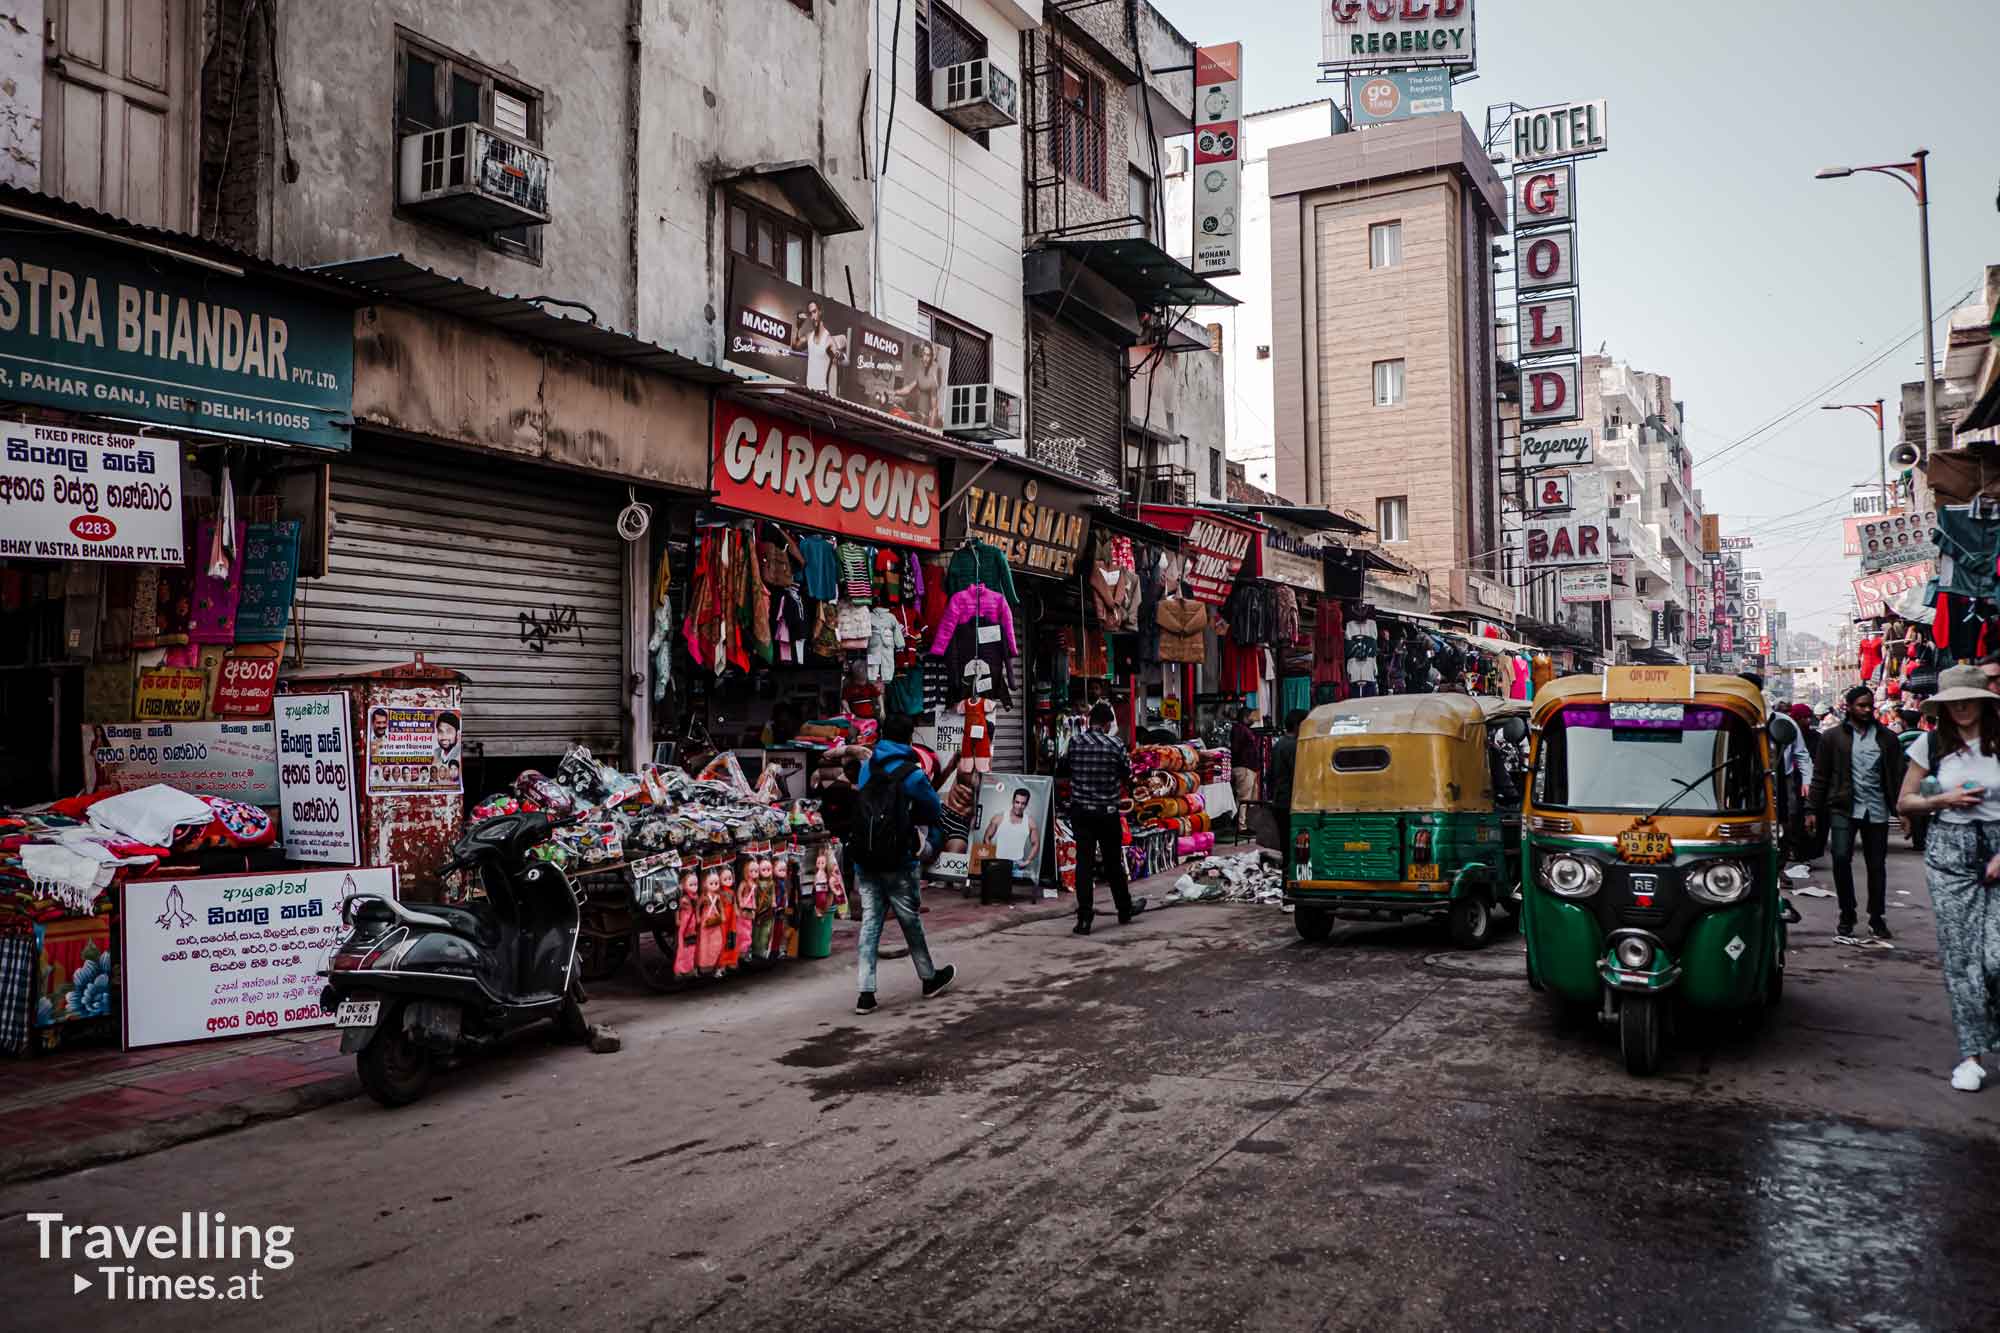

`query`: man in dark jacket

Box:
[1808,685,1908,944]
[1271,710,1308,828]
[852,717,955,1013]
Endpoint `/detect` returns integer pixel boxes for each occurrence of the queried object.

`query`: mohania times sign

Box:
[1322,0,1476,73]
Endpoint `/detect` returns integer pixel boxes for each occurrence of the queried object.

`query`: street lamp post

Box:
[1822,399,1889,506]
[1816,150,1938,463]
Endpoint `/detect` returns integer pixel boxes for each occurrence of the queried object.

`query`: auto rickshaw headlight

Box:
[1687,859,1751,905]
[1615,937,1654,970]
[1538,853,1601,899]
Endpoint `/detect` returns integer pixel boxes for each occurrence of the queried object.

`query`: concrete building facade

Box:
[1268,112,1509,620]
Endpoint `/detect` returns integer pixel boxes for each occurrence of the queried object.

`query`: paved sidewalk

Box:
[0,859,1211,1184]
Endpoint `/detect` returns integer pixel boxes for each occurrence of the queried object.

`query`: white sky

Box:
[1147,0,2000,638]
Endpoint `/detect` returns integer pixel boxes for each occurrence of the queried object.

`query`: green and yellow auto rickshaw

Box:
[1284,694,1528,948]
[1521,667,1792,1075]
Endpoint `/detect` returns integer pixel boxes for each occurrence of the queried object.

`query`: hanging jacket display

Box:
[798,536,839,601]
[942,619,1015,705]
[929,585,1018,657]
[1933,505,2000,599]
[1137,546,1166,661]
[945,539,1020,614]
[1345,616,1379,686]
[1156,596,1209,663]
[1312,599,1347,690]
[1090,560,1140,630]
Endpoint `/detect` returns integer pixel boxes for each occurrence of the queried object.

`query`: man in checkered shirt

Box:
[1061,701,1147,935]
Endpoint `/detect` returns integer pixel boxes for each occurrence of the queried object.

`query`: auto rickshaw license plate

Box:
[1409,864,1440,882]
[1617,829,1674,863]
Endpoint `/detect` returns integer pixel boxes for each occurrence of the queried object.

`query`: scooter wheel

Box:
[357,1010,433,1107]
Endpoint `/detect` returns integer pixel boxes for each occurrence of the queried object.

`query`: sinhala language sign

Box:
[121,866,397,1048]
[85,720,280,804]
[276,693,360,864]
[0,420,183,563]
[0,231,353,449]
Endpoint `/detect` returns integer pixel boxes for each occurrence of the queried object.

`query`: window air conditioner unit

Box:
[398,123,552,231]
[945,384,1023,442]
[932,59,1019,132]
[1164,144,1190,177]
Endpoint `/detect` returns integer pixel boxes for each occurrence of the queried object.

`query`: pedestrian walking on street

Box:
[1809,685,1907,944]
[1745,673,1813,864]
[849,714,955,1015]
[1895,665,2000,1092]
[1230,707,1263,804]
[1060,700,1147,936]
[1271,709,1308,832]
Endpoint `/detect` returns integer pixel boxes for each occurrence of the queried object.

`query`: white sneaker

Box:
[1950,1058,1986,1092]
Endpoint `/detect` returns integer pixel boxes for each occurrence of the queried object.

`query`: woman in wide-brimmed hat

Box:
[1897,665,2000,1091]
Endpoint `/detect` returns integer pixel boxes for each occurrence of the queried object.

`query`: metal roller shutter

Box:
[989,660,1026,774]
[1029,314,1123,492]
[297,444,626,758]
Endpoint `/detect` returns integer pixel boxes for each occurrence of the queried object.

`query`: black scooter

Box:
[321,811,589,1106]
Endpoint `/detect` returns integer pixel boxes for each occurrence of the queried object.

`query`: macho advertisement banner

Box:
[723,259,952,429]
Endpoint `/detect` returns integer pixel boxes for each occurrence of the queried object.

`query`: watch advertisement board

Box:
[1193,43,1245,279]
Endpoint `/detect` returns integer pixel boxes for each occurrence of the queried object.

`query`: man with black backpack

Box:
[849,713,956,1015]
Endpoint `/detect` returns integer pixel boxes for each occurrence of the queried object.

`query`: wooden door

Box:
[43,0,190,228]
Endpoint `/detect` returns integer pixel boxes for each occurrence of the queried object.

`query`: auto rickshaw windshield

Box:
[1531,704,1763,815]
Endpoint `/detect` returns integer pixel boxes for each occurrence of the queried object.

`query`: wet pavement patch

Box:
[777,1026,875,1070]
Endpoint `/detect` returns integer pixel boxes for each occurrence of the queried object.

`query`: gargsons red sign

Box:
[712,401,941,549]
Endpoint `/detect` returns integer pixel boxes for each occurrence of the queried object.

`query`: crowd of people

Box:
[1763,661,2000,1094]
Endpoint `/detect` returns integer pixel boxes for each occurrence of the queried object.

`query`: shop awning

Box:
[1210,503,1373,536]
[713,161,865,235]
[728,383,991,466]
[312,254,742,385]
[1037,238,1241,310]
[1090,504,1183,548]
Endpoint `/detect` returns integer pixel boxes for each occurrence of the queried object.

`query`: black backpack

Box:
[850,759,918,872]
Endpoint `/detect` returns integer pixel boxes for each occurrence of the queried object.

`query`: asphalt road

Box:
[5,844,1998,1332]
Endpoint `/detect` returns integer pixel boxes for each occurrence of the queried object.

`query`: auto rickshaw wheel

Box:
[1619,994,1663,1076]
[1294,906,1335,944]
[1447,893,1493,949]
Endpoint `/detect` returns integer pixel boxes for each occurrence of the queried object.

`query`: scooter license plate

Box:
[335,1000,380,1029]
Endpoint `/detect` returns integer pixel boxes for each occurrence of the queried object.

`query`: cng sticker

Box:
[1724,935,1746,962]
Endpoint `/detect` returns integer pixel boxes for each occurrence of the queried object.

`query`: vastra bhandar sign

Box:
[0,231,353,449]
[1322,0,1476,73]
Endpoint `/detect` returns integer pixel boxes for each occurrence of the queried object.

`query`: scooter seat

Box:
[381,897,502,949]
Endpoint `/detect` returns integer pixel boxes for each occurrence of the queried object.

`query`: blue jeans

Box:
[855,865,936,994]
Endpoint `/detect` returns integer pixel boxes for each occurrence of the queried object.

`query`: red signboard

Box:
[712,401,941,549]
[1141,505,1258,605]
[1852,561,1932,620]
[212,651,280,717]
